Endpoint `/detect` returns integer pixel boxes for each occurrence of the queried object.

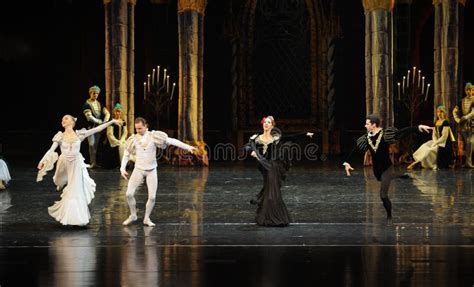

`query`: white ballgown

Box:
[38,129,98,226]
[0,158,11,188]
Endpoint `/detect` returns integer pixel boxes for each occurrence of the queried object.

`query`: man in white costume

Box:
[120,117,196,226]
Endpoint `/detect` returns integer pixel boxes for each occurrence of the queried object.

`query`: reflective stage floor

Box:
[0,163,473,286]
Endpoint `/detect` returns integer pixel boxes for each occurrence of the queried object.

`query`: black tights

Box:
[379,167,399,219]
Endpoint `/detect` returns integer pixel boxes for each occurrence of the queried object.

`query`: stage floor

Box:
[0,162,473,286]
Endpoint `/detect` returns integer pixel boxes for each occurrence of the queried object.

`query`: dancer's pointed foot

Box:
[407,162,417,170]
[143,218,156,227]
[122,214,137,226]
[386,217,393,226]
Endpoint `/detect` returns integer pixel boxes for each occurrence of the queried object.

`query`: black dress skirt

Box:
[436,120,454,169]
[246,129,301,227]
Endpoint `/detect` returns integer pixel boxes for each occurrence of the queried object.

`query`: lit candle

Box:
[166,75,170,93]
[418,70,421,88]
[407,70,410,88]
[397,82,401,100]
[424,83,430,101]
[152,69,155,86]
[170,82,176,100]
[156,66,160,86]
[147,74,151,92]
[163,69,167,87]
[402,76,406,93]
[412,66,416,85]
[422,76,425,94]
[143,82,147,99]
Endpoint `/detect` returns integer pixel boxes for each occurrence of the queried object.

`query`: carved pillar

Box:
[363,0,395,127]
[176,0,208,166]
[433,0,465,121]
[104,0,135,135]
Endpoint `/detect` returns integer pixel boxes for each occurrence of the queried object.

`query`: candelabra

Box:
[143,65,177,128]
[396,66,431,126]
[396,66,431,163]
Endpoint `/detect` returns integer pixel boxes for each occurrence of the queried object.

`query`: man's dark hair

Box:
[135,117,148,126]
[366,114,381,127]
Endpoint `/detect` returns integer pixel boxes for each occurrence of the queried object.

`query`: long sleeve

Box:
[39,142,59,163]
[166,138,194,152]
[343,134,367,165]
[84,109,102,124]
[433,126,450,147]
[120,126,128,142]
[81,120,115,139]
[465,105,474,120]
[103,107,110,122]
[393,126,420,140]
[342,145,359,165]
[120,148,130,172]
[106,126,120,147]
[279,132,308,142]
[433,121,452,147]
[37,141,60,182]
[453,105,462,124]
[245,139,271,170]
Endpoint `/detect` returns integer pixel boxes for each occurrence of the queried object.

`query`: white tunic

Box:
[120,130,194,172]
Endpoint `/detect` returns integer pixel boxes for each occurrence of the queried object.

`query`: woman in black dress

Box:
[245,116,313,227]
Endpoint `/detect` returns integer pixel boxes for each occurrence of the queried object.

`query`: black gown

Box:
[436,120,454,169]
[245,129,304,227]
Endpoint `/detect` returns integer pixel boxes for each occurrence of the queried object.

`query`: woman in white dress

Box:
[37,115,122,226]
[0,155,11,190]
[407,105,455,170]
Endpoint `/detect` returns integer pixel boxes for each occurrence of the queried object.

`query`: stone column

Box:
[104,0,135,135]
[176,0,208,166]
[433,0,465,121]
[363,0,395,127]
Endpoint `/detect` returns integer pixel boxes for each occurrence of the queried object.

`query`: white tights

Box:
[126,168,158,220]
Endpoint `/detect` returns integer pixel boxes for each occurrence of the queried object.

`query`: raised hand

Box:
[120,169,129,180]
[250,151,257,158]
[343,162,354,176]
[418,125,434,133]
[113,119,124,126]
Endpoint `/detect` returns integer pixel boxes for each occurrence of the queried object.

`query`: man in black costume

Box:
[343,114,433,226]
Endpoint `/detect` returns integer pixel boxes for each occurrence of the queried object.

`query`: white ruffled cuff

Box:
[37,151,59,182]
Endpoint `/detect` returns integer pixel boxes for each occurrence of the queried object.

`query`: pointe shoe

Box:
[122,215,137,226]
[407,163,417,170]
[143,218,156,227]
[386,217,393,226]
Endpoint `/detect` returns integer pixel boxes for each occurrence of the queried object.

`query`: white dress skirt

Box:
[412,140,438,169]
[0,159,11,186]
[38,130,96,226]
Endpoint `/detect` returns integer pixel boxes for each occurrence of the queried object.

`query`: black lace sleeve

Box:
[343,134,367,164]
[279,132,309,142]
[392,126,419,142]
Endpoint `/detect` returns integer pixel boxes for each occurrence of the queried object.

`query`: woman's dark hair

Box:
[135,117,148,126]
[366,114,381,127]
[260,115,276,126]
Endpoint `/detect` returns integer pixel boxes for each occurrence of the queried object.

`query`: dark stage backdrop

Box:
[0,0,473,163]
